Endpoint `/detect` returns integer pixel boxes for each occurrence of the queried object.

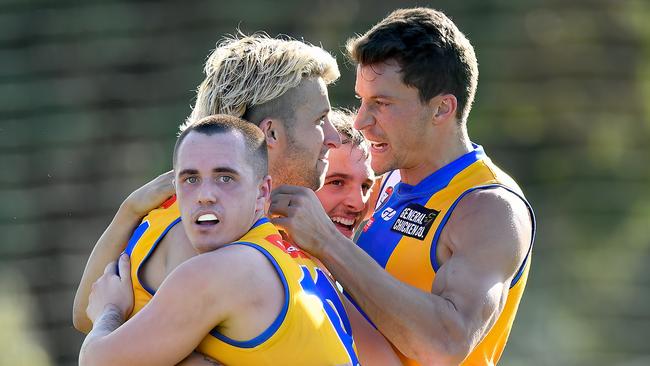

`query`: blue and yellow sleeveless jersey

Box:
[124,197,359,366]
[356,144,536,366]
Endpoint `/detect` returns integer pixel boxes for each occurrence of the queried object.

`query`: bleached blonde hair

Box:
[181,33,339,131]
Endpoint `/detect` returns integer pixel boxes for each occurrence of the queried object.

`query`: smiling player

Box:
[316,108,374,238]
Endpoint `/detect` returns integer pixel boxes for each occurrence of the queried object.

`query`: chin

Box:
[371,160,394,176]
[191,238,222,253]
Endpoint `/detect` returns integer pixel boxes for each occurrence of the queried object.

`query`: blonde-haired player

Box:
[74,34,398,365]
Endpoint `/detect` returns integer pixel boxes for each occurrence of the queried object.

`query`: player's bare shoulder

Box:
[445,187,532,275]
[161,244,285,324]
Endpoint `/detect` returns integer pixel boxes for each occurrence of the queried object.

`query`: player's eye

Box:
[329,179,343,186]
[218,175,233,183]
[185,176,198,184]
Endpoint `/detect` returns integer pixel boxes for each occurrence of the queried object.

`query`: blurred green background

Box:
[1,0,649,365]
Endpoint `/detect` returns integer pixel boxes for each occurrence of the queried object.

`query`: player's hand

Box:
[269,185,343,258]
[122,170,175,217]
[86,254,133,322]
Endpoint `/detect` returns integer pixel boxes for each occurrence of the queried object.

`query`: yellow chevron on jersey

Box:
[356,144,536,366]
[124,199,359,366]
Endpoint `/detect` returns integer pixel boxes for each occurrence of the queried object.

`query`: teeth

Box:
[331,216,355,226]
[197,213,218,222]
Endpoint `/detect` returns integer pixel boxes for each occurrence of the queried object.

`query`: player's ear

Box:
[431,93,457,124]
[258,118,279,148]
[256,175,272,212]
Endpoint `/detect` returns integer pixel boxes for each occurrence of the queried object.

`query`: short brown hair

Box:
[174,115,268,179]
[329,108,368,160]
[346,7,478,123]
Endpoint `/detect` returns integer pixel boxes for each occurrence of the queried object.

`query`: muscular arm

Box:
[271,186,532,365]
[79,246,273,366]
[72,204,143,333]
[72,171,174,333]
[82,299,221,366]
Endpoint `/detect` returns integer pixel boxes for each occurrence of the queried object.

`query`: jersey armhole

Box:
[208,241,290,348]
[429,184,536,288]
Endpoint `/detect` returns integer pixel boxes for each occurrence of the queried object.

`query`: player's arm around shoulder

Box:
[79,245,272,366]
[430,187,532,362]
[73,171,175,333]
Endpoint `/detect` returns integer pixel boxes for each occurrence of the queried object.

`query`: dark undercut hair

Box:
[346,7,479,124]
[173,114,268,180]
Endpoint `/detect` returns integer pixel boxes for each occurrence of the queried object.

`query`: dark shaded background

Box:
[1,0,649,365]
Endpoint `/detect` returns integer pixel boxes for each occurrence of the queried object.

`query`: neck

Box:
[253,210,265,223]
[399,124,472,186]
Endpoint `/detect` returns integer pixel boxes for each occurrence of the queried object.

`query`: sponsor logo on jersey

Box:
[381,207,396,221]
[390,203,439,240]
[377,186,394,209]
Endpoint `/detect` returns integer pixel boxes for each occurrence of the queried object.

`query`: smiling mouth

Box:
[331,216,356,232]
[196,213,220,226]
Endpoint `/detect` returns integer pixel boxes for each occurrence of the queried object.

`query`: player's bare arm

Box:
[270,185,532,365]
[343,296,402,366]
[73,171,175,333]
[79,244,283,366]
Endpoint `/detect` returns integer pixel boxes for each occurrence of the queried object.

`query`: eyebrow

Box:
[177,167,241,176]
[326,172,353,180]
[327,172,374,185]
[354,92,397,101]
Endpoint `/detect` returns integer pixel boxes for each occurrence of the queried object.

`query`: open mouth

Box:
[331,216,356,235]
[370,142,389,153]
[196,213,220,226]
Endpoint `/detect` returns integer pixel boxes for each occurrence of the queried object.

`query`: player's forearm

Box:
[72,204,142,333]
[321,237,470,365]
[344,297,402,366]
[79,304,125,366]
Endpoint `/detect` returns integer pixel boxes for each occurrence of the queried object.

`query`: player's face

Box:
[175,131,268,253]
[354,61,435,175]
[275,77,341,190]
[315,143,374,238]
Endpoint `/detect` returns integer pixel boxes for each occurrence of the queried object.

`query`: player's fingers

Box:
[118,253,131,284]
[154,170,175,194]
[270,190,292,203]
[271,184,298,194]
[104,261,117,275]
[269,216,291,232]
[269,218,296,243]
[269,196,291,217]
[272,184,311,198]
